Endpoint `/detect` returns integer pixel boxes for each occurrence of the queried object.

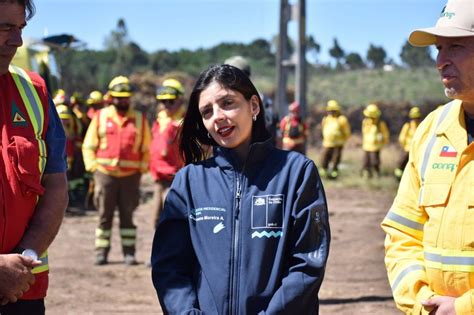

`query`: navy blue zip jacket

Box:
[151,139,330,314]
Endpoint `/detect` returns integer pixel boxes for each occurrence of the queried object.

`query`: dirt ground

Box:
[44,180,400,314]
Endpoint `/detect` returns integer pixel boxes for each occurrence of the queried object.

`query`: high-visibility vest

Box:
[0,65,50,299]
[95,106,147,172]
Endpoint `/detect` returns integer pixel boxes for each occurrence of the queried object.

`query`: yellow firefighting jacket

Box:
[362,118,389,152]
[382,100,474,314]
[321,114,351,148]
[82,105,150,177]
[399,120,420,153]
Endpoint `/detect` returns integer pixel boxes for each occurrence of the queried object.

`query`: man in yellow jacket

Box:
[83,76,150,266]
[361,104,389,178]
[382,0,474,313]
[319,100,351,179]
[394,107,421,180]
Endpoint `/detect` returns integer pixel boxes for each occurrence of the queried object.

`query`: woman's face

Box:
[198,81,259,156]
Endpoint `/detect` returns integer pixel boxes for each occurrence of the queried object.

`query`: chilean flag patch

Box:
[439,145,457,158]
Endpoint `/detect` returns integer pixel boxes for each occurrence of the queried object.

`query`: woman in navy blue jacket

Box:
[151,64,330,315]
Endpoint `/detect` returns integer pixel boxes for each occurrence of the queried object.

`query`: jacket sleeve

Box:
[261,161,330,314]
[140,117,151,173]
[151,171,201,314]
[341,116,351,141]
[398,123,409,148]
[81,113,99,172]
[381,121,390,145]
[381,118,437,314]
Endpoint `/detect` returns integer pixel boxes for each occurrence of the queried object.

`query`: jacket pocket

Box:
[461,185,474,250]
[419,184,450,247]
[6,136,45,197]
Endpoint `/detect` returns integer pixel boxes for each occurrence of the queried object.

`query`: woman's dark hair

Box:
[180,64,270,165]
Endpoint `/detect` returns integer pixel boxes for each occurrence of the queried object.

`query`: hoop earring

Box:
[252,114,257,121]
[207,132,212,139]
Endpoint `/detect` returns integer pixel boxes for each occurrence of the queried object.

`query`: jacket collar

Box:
[436,99,467,153]
[213,137,274,172]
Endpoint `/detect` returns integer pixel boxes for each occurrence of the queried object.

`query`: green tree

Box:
[345,52,365,70]
[400,40,434,68]
[306,35,321,63]
[329,38,345,67]
[366,44,387,68]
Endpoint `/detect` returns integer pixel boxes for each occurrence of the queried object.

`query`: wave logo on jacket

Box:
[251,194,284,239]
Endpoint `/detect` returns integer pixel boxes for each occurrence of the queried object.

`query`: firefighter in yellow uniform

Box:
[394,107,421,180]
[319,100,351,179]
[83,76,150,266]
[382,0,474,313]
[361,104,389,178]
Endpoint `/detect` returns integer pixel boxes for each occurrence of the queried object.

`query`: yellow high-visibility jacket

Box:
[321,114,351,148]
[382,100,474,314]
[82,105,151,177]
[361,118,389,152]
[399,120,420,153]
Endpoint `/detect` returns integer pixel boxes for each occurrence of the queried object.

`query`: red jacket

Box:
[0,66,50,299]
[149,109,184,181]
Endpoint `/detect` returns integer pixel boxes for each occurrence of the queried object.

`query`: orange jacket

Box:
[82,105,150,177]
[0,66,51,299]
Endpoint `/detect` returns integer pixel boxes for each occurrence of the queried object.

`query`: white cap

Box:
[409,0,474,47]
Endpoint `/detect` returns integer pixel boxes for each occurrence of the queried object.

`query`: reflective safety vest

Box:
[280,115,307,146]
[0,65,50,299]
[83,105,149,176]
[382,100,474,314]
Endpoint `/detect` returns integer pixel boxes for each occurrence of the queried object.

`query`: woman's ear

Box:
[250,95,260,116]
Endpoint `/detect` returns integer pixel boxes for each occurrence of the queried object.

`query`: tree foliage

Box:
[329,38,345,66]
[400,40,434,68]
[345,52,365,70]
[366,44,387,68]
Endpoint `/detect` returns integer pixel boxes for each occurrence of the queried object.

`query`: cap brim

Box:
[409,26,474,47]
[110,91,132,97]
[157,94,178,100]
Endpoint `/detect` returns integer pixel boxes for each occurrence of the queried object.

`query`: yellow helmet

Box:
[157,78,184,100]
[409,106,421,119]
[363,104,381,118]
[108,75,132,98]
[326,99,341,112]
[56,104,71,120]
[87,90,103,105]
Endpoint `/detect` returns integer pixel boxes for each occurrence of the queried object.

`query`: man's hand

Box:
[422,296,456,315]
[0,254,41,305]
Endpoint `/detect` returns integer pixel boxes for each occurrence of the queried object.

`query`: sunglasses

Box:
[162,99,176,105]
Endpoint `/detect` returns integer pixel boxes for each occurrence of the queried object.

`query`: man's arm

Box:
[17,172,68,254]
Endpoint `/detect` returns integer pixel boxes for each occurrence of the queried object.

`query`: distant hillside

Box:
[254,66,448,109]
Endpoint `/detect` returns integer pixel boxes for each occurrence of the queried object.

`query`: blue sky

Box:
[23,0,447,64]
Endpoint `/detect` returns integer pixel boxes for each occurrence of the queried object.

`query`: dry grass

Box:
[306,136,401,192]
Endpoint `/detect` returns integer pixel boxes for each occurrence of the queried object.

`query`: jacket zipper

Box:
[229,174,242,315]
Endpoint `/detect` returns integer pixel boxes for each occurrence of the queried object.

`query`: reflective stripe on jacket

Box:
[362,118,389,151]
[82,105,150,177]
[382,100,474,314]
[321,114,351,148]
[0,65,50,299]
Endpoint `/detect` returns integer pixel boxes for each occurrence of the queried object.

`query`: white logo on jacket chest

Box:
[213,222,225,234]
[251,194,284,239]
